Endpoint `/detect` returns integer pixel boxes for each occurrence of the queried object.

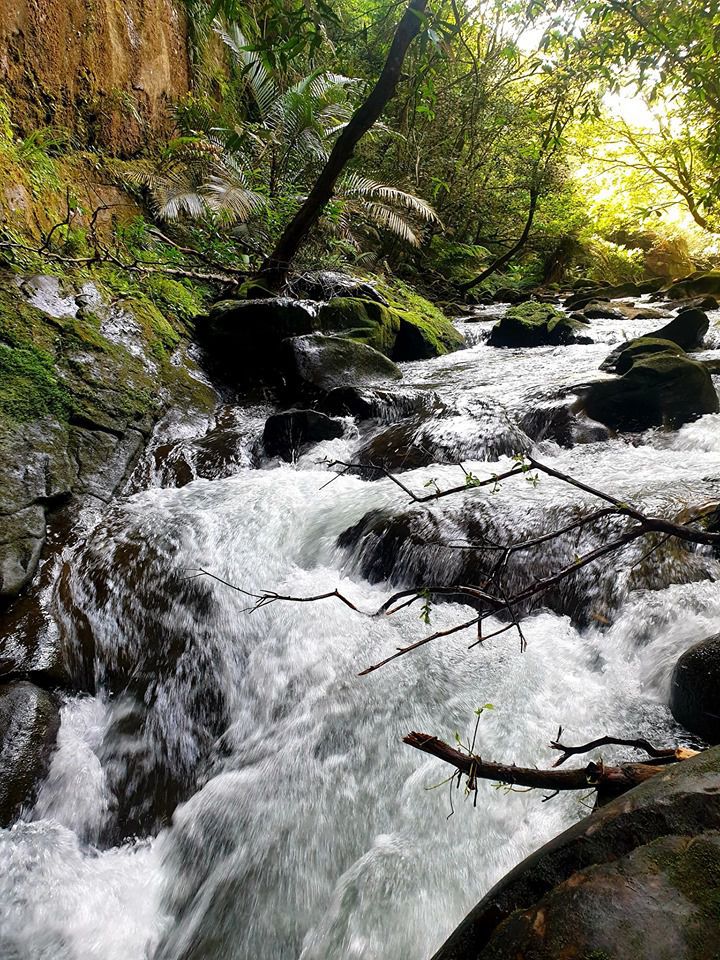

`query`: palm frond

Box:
[358,201,422,245]
[214,21,278,119]
[341,173,440,223]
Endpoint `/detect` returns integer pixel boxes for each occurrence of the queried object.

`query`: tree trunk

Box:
[257,0,429,290]
[459,183,539,293]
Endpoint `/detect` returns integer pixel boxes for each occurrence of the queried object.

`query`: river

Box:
[1,299,719,959]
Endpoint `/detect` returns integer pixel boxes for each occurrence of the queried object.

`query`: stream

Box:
[2,299,720,960]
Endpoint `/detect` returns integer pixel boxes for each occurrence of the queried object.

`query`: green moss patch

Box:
[0,343,72,421]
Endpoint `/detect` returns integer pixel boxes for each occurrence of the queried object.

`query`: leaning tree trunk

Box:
[257,0,429,290]
[459,182,539,294]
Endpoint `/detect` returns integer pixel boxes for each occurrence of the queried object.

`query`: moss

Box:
[0,342,72,421]
[489,301,586,347]
[374,276,465,358]
[318,297,401,354]
[144,274,207,326]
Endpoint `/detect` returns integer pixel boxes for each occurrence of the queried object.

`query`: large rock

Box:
[600,336,686,375]
[198,298,319,380]
[578,350,719,431]
[282,334,402,398]
[432,747,720,960]
[283,270,388,304]
[670,634,720,743]
[263,409,344,462]
[664,270,720,300]
[488,302,590,347]
[565,278,665,310]
[317,297,401,355]
[648,308,709,351]
[0,681,60,826]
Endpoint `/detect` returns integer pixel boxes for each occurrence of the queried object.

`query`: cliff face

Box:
[0,0,190,155]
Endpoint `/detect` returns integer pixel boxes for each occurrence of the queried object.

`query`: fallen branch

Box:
[404,731,676,799]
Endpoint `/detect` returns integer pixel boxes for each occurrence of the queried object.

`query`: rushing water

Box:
[2,300,720,959]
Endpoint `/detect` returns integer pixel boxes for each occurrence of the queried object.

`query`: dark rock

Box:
[283,271,388,304]
[263,409,344,462]
[648,308,710,351]
[432,746,720,960]
[565,279,665,311]
[488,302,591,348]
[492,287,532,305]
[670,634,720,743]
[0,681,60,826]
[677,296,719,314]
[578,350,719,432]
[600,337,686,375]
[282,334,402,398]
[663,270,720,301]
[520,401,611,447]
[582,300,625,320]
[198,297,319,380]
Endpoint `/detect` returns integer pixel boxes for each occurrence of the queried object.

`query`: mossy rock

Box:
[317,297,401,355]
[374,277,466,358]
[432,746,720,960]
[664,270,720,300]
[282,334,402,397]
[600,337,686,375]
[489,302,589,347]
[580,351,719,431]
[198,297,319,380]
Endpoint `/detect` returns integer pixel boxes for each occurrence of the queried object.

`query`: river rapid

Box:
[2,300,720,960]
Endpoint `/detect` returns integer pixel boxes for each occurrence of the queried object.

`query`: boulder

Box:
[0,681,60,826]
[670,634,720,743]
[262,409,344,462]
[677,296,719,314]
[579,350,719,432]
[488,302,591,348]
[664,270,720,301]
[492,287,532,305]
[600,337,686,375]
[317,297,401,355]
[565,278,665,310]
[198,298,319,379]
[281,334,402,398]
[648,308,710,351]
[432,746,720,960]
[582,300,626,320]
[283,271,388,304]
[600,310,710,374]
[520,400,611,447]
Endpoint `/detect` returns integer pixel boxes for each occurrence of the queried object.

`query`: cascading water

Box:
[1,301,719,960]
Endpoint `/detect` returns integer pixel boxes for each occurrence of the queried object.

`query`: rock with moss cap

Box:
[432,746,720,960]
[663,270,720,300]
[578,349,719,431]
[317,297,401,355]
[489,302,591,347]
[282,334,402,399]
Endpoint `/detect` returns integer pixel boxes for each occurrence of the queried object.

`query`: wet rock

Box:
[564,278,665,310]
[648,308,709,351]
[263,409,344,462]
[520,401,611,447]
[355,408,530,473]
[197,298,319,381]
[0,681,60,826]
[492,287,532,305]
[432,746,720,960]
[600,337,686,375]
[0,506,47,599]
[619,304,672,321]
[664,270,720,301]
[318,297,401,355]
[582,300,626,320]
[319,385,441,421]
[283,271,387,304]
[282,334,402,399]
[677,296,719,314]
[670,634,720,743]
[579,350,719,432]
[488,302,591,347]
